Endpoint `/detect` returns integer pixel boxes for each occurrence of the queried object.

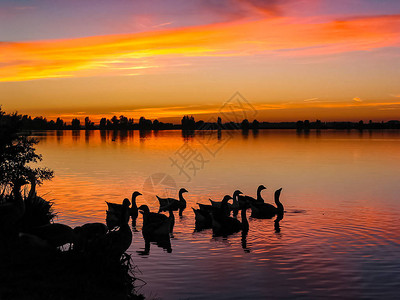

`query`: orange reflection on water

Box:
[33,129,400,298]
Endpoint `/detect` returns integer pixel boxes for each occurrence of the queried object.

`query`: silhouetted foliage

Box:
[85,117,94,130]
[139,117,152,130]
[181,115,195,130]
[241,119,250,130]
[252,119,259,130]
[0,108,54,193]
[71,118,81,129]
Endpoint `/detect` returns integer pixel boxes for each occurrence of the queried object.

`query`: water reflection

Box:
[31,129,400,299]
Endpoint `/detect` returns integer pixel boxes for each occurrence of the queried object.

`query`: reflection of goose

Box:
[250,188,283,219]
[106,198,131,230]
[157,188,188,216]
[139,205,171,237]
[238,185,266,208]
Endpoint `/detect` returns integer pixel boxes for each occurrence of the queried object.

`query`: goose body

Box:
[139,205,171,237]
[73,222,108,251]
[192,207,212,229]
[238,185,266,208]
[157,188,188,216]
[23,223,75,248]
[212,207,249,237]
[250,188,283,219]
[99,198,132,259]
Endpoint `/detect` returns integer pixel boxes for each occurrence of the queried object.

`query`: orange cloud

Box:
[1,14,400,82]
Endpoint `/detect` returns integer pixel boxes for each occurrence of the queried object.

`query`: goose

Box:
[238,185,266,208]
[99,199,132,260]
[22,223,75,249]
[106,198,131,230]
[250,188,283,219]
[209,195,233,218]
[231,190,243,217]
[192,206,212,230]
[139,205,171,237]
[130,191,141,227]
[157,188,188,216]
[212,205,249,237]
[73,222,108,252]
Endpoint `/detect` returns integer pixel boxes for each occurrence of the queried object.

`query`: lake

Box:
[33,129,400,299]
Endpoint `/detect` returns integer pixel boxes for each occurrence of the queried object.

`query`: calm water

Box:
[32,129,400,299]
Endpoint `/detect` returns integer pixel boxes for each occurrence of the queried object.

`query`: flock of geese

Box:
[2,181,284,260]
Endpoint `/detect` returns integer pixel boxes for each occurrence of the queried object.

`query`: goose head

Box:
[138,205,150,215]
[274,188,282,201]
[221,195,233,204]
[131,191,142,200]
[179,188,188,194]
[233,190,243,198]
[122,198,131,207]
[258,185,267,191]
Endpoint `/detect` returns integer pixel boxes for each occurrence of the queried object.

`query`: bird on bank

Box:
[250,188,284,219]
[157,188,188,217]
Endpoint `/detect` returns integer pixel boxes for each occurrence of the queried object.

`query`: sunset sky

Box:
[1,0,400,122]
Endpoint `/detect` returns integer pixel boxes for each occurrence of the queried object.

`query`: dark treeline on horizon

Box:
[2,109,400,131]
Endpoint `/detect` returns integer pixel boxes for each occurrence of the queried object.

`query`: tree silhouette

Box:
[0,108,53,193]
[71,118,81,129]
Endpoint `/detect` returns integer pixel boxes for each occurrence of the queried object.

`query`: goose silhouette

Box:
[139,205,172,237]
[238,185,266,208]
[157,188,188,216]
[106,198,131,230]
[250,188,283,219]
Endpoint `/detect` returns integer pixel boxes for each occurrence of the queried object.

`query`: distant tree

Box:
[153,119,160,130]
[296,120,304,130]
[304,120,310,131]
[111,116,119,128]
[139,117,152,130]
[99,118,107,129]
[241,119,250,130]
[56,117,64,129]
[217,117,222,129]
[252,119,259,130]
[71,118,80,129]
[181,115,195,130]
[315,119,322,129]
[119,115,128,129]
[0,108,53,192]
[84,117,94,130]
